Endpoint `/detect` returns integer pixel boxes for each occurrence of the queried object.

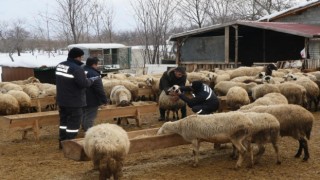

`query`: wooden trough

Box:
[61,128,190,161]
[0,101,158,140]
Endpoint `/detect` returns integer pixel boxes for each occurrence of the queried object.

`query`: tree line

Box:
[0,0,300,63]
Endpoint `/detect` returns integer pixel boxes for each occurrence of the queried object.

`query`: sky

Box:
[0,0,136,31]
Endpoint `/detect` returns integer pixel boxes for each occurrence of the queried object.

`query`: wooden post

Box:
[233,25,239,68]
[304,38,309,59]
[225,26,230,64]
[263,30,266,63]
[175,39,182,65]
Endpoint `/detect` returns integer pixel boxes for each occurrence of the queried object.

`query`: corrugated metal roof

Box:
[240,21,320,38]
[259,0,320,22]
[168,21,320,41]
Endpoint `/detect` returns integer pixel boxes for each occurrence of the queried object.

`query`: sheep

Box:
[10,77,40,85]
[275,82,307,107]
[214,81,257,96]
[234,112,281,166]
[230,66,264,79]
[240,93,288,110]
[158,90,185,121]
[110,85,132,107]
[23,84,43,98]
[6,90,32,113]
[240,104,314,161]
[186,72,210,84]
[83,123,130,180]
[1,83,23,92]
[0,93,20,115]
[284,76,320,111]
[230,76,256,83]
[102,79,139,101]
[251,84,280,100]
[157,112,253,168]
[246,112,281,164]
[35,83,57,97]
[226,86,250,110]
[145,76,161,100]
[262,63,278,76]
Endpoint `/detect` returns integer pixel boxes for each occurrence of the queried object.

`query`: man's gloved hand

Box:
[89,76,100,82]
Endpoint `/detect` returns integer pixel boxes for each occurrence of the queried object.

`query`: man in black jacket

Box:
[82,57,108,131]
[158,67,187,121]
[55,47,98,149]
[175,81,219,114]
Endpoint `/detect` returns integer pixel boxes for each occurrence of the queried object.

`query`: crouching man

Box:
[170,81,219,115]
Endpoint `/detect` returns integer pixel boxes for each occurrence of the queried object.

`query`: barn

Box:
[169,0,320,71]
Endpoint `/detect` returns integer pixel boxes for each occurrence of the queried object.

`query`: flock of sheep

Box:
[85,65,320,179]
[2,65,319,179]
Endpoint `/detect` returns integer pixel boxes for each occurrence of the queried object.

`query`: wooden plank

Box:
[61,128,190,161]
[225,26,230,64]
[137,88,153,96]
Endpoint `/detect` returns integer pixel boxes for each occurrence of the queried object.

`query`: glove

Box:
[89,76,100,82]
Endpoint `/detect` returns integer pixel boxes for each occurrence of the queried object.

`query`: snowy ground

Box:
[0,51,68,68]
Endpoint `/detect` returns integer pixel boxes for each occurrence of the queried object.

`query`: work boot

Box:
[159,108,166,121]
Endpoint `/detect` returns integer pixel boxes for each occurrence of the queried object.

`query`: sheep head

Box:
[167,85,180,94]
[283,73,297,81]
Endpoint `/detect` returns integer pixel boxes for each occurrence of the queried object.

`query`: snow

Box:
[258,0,319,21]
[0,51,68,68]
[67,43,127,49]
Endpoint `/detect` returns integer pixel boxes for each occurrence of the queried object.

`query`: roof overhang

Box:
[168,21,320,41]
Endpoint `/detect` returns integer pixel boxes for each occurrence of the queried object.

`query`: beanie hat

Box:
[191,81,203,92]
[68,47,84,59]
[174,66,186,74]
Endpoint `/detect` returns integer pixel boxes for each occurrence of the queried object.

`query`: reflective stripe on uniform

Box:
[197,109,203,114]
[56,71,74,78]
[59,126,67,129]
[66,129,79,133]
[206,89,212,100]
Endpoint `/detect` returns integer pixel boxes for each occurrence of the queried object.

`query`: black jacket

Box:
[179,83,219,110]
[159,68,187,94]
[55,58,93,107]
[83,65,108,107]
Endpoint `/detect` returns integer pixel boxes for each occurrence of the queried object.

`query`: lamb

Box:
[6,90,32,113]
[214,81,257,96]
[240,104,314,161]
[186,72,210,84]
[230,76,256,83]
[262,63,278,76]
[237,112,281,165]
[1,83,23,92]
[145,76,161,100]
[83,123,130,180]
[0,93,20,115]
[110,85,132,107]
[240,93,288,110]
[251,84,280,100]
[157,112,253,168]
[226,86,250,110]
[158,90,186,121]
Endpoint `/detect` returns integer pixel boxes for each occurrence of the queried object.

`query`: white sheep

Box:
[242,112,281,165]
[275,82,307,107]
[157,112,253,168]
[83,123,130,180]
[240,93,288,110]
[240,104,314,161]
[10,77,40,85]
[158,90,186,121]
[230,66,264,79]
[1,83,23,92]
[251,84,280,100]
[23,84,43,98]
[226,86,250,110]
[214,81,257,96]
[102,79,139,100]
[0,93,20,115]
[110,85,132,107]
[6,90,32,113]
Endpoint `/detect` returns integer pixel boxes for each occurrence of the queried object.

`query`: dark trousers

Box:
[59,106,83,142]
[191,102,219,115]
[159,105,187,119]
[82,106,99,131]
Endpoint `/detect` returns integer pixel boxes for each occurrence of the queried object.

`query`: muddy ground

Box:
[1,109,320,180]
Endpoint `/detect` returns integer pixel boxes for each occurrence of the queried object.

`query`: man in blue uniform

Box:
[55,47,99,149]
[82,57,108,131]
[175,81,219,115]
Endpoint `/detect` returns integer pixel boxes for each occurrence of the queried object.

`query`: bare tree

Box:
[132,0,179,65]
[207,0,238,24]
[54,0,90,44]
[177,0,210,28]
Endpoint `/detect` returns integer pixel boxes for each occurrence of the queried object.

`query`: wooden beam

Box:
[61,128,190,161]
[234,25,239,68]
[225,26,230,64]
